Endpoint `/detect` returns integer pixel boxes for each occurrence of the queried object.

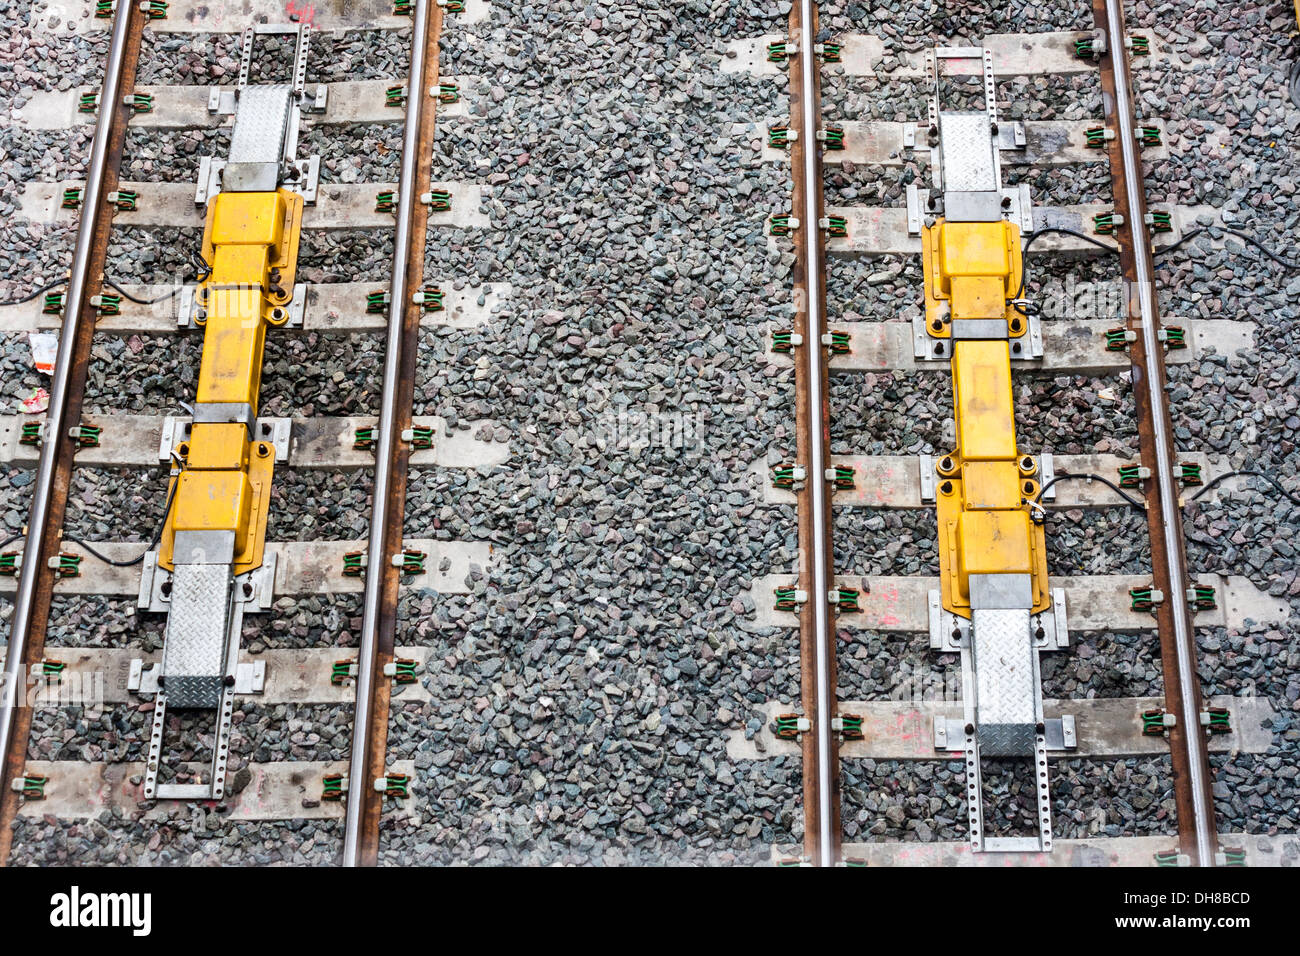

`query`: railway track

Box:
[766,1,1295,866]
[0,0,487,865]
[0,0,1294,872]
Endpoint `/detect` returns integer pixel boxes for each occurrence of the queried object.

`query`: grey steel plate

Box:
[229,86,292,165]
[161,563,233,708]
[226,85,292,191]
[972,606,1035,751]
[939,113,998,192]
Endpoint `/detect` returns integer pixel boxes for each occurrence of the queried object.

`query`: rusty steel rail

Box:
[0,0,146,866]
[788,0,840,867]
[342,0,443,866]
[1093,0,1218,865]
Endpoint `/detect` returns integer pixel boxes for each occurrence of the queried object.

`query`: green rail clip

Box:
[366,290,390,313]
[91,293,122,315]
[405,426,435,449]
[1202,707,1231,734]
[396,550,426,575]
[1129,586,1161,612]
[1146,211,1173,234]
[1094,212,1122,235]
[12,774,47,799]
[379,772,411,798]
[771,329,801,353]
[1188,584,1217,610]
[70,424,102,448]
[330,660,357,686]
[1104,327,1135,351]
[342,551,366,577]
[331,660,357,685]
[773,714,803,740]
[825,329,851,353]
[830,586,860,612]
[773,587,803,612]
[820,126,845,150]
[321,774,347,801]
[51,553,82,578]
[1117,464,1149,488]
[836,713,864,741]
[375,190,397,213]
[771,464,804,489]
[768,214,796,236]
[414,286,445,312]
[1141,708,1170,736]
[107,190,138,211]
[388,658,419,684]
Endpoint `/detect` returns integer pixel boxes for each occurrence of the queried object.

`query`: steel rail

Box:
[795,0,835,868]
[342,0,430,867]
[1102,0,1216,865]
[0,0,135,792]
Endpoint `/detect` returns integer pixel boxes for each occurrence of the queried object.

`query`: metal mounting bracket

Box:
[935,714,1076,751]
[927,586,1068,652]
[904,119,1026,152]
[195,156,320,207]
[137,551,279,614]
[157,415,292,463]
[911,312,1043,362]
[179,282,307,332]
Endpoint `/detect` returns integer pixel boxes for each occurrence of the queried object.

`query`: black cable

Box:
[1290,59,1300,111]
[1011,227,1120,306]
[103,276,180,305]
[1153,226,1300,270]
[0,277,66,307]
[0,532,22,549]
[62,469,181,568]
[190,252,211,283]
[1021,226,1121,257]
[1032,471,1147,511]
[1186,469,1300,509]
